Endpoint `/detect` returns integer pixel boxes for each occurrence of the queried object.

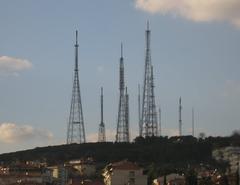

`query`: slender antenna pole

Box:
[101,87,103,124]
[192,107,194,137]
[138,84,142,136]
[75,30,79,70]
[159,107,161,136]
[121,42,123,58]
[147,20,150,30]
[179,97,182,136]
[98,87,106,142]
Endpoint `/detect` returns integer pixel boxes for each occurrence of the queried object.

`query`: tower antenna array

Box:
[141,22,158,137]
[67,30,86,144]
[116,43,130,142]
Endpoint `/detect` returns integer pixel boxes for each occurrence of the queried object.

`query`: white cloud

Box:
[0,123,53,144]
[0,56,32,76]
[135,0,240,28]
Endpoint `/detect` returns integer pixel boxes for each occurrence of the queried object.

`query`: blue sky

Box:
[0,0,240,153]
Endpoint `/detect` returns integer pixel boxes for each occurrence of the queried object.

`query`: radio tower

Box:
[67,30,86,144]
[141,22,158,137]
[116,44,130,142]
[179,97,182,136]
[125,87,129,141]
[159,107,161,136]
[192,107,194,137]
[138,84,142,136]
[98,87,106,142]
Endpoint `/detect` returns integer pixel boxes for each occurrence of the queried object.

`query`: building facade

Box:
[103,160,147,185]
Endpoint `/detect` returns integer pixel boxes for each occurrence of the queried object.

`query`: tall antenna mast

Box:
[125,87,130,141]
[67,30,86,144]
[151,65,158,136]
[116,43,129,142]
[192,107,194,137]
[98,87,106,142]
[138,84,142,136]
[101,87,104,124]
[141,21,158,137]
[159,107,161,136]
[179,97,182,136]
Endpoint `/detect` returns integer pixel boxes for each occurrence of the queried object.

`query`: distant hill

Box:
[0,134,239,167]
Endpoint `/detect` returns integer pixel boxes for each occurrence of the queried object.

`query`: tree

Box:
[163,174,167,185]
[199,176,213,185]
[147,163,158,185]
[199,132,206,140]
[185,169,197,185]
[220,174,229,185]
[236,168,239,185]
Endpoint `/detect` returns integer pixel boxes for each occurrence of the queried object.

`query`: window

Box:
[129,177,135,185]
[129,171,135,185]
[129,171,135,177]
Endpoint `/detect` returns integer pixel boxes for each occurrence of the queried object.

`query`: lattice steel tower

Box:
[116,44,130,142]
[98,87,106,142]
[67,30,86,144]
[141,22,158,137]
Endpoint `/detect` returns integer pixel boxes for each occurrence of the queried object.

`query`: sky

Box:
[0,0,240,154]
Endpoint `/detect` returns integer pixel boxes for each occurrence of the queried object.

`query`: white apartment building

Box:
[103,160,147,185]
[212,146,240,174]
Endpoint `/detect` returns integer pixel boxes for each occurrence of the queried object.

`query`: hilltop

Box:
[0,134,239,169]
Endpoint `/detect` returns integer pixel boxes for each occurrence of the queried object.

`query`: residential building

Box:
[212,146,240,174]
[103,160,147,185]
[67,158,96,177]
[48,165,68,185]
[153,173,185,185]
[0,162,51,185]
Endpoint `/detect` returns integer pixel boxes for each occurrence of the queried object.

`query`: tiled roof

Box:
[71,178,104,185]
[112,160,141,170]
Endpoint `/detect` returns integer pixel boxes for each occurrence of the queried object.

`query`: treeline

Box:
[0,133,239,166]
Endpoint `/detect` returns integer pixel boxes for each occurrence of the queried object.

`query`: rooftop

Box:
[111,160,141,170]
